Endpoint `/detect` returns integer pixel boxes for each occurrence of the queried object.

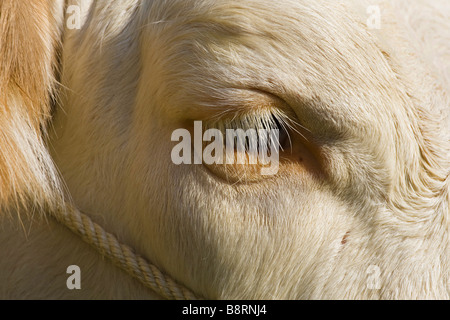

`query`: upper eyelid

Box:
[185,87,293,120]
[186,87,313,142]
[206,88,300,120]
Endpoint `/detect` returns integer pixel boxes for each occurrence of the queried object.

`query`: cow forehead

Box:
[63,0,405,137]
[136,1,401,133]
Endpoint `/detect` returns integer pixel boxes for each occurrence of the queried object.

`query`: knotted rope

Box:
[52,204,200,300]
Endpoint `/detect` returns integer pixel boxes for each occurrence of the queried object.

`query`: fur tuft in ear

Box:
[0,0,63,212]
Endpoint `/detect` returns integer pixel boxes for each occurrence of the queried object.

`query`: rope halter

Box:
[52,203,201,300]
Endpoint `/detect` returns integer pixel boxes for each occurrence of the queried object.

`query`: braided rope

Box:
[52,204,200,300]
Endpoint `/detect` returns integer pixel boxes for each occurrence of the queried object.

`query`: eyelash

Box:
[203,110,295,154]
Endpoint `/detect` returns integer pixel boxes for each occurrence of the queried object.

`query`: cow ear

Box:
[0,1,63,210]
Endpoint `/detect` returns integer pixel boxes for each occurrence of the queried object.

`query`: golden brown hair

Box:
[0,0,62,210]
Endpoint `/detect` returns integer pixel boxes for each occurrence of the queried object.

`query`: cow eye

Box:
[200,110,300,182]
[205,110,292,149]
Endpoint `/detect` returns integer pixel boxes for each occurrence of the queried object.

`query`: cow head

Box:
[1,0,449,299]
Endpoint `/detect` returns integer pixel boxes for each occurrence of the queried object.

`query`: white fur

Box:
[0,0,448,299]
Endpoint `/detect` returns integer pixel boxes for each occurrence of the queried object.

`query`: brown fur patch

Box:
[0,0,60,207]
